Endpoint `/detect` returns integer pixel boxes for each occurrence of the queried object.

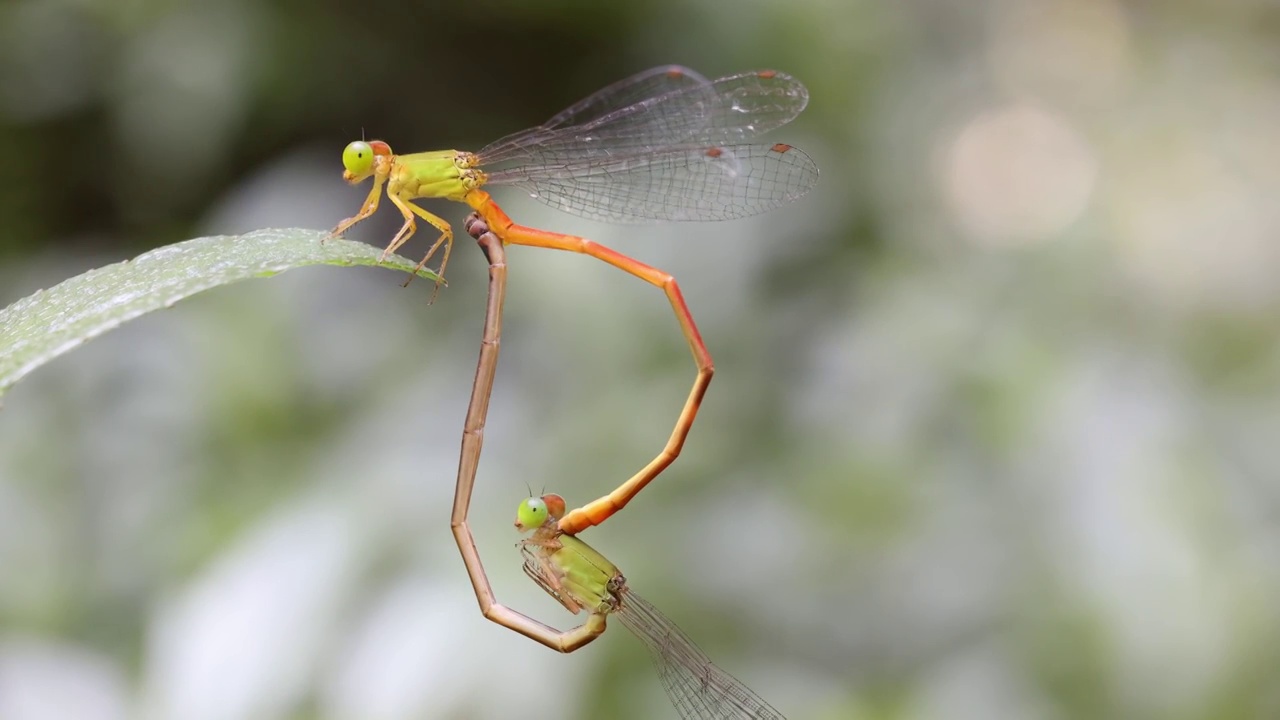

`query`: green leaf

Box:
[0,228,439,396]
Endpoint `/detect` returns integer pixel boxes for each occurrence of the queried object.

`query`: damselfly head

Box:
[515,493,566,532]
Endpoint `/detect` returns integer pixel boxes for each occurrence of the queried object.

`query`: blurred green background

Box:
[3,0,1280,718]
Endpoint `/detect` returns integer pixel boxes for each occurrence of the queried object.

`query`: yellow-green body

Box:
[513,494,789,716]
[331,142,491,294]
[546,534,622,615]
[517,494,625,617]
[386,149,485,202]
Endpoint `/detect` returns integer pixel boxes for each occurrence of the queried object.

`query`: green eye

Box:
[517,497,548,530]
[342,141,374,175]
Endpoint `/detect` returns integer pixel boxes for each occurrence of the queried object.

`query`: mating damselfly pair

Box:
[334,65,816,719]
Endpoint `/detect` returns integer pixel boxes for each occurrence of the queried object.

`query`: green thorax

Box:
[549,534,624,615]
[393,149,485,201]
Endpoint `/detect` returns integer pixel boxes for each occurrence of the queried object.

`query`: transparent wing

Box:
[479,69,808,165]
[485,142,818,223]
[474,68,814,222]
[478,65,715,159]
[541,65,715,129]
[616,588,786,720]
